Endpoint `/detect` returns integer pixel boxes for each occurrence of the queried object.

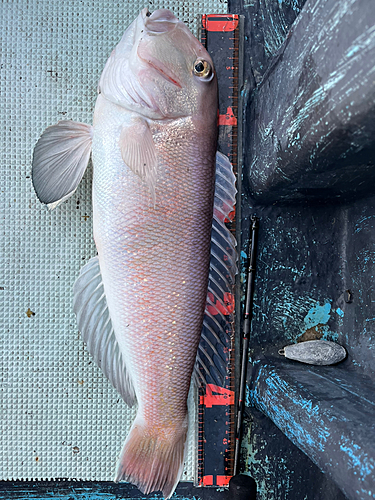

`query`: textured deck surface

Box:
[0,0,227,482]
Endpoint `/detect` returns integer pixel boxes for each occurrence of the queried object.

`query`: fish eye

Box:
[193,59,213,80]
[195,62,205,73]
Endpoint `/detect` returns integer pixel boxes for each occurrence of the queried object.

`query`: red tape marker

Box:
[202,15,239,32]
[217,475,232,486]
[218,106,237,126]
[202,475,214,486]
[200,384,235,408]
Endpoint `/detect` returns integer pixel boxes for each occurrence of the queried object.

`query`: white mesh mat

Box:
[0,0,227,481]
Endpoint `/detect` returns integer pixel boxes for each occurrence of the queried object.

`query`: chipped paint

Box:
[295,301,339,342]
[252,367,330,456]
[339,438,375,481]
[245,383,251,407]
[242,426,295,500]
[248,357,375,499]
[336,308,344,318]
[235,0,375,497]
[0,484,203,500]
[303,302,331,330]
[246,0,375,205]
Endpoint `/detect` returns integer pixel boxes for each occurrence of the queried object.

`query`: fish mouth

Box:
[138,9,182,89]
[142,8,179,34]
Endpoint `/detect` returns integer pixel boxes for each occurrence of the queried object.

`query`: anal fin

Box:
[73,257,136,407]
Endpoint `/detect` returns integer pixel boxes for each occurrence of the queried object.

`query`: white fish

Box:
[32,9,237,498]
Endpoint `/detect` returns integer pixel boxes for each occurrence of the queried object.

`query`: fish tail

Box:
[115,416,188,499]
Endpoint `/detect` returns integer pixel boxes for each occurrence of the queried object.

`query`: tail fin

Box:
[115,418,188,499]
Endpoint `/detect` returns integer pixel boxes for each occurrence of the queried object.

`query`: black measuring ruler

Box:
[196,14,244,488]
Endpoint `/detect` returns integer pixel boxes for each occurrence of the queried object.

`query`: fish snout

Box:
[143,9,178,34]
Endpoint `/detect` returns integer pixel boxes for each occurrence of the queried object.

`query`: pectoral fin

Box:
[32,121,93,209]
[119,118,157,203]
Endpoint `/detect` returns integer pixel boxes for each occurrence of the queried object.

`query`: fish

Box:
[32,8,237,498]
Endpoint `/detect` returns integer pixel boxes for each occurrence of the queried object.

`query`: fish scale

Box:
[93,96,215,428]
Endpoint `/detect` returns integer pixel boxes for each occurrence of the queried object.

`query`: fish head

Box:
[98,9,218,121]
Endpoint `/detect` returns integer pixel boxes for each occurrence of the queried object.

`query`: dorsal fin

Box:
[194,152,238,387]
[73,257,136,407]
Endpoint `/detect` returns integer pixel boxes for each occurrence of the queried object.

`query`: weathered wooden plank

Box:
[0,481,229,499]
[248,353,375,500]
[0,479,257,500]
[246,0,375,204]
[233,191,375,498]
[228,0,307,90]
[227,1,375,497]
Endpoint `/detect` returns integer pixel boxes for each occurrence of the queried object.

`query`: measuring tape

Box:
[197,14,243,488]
